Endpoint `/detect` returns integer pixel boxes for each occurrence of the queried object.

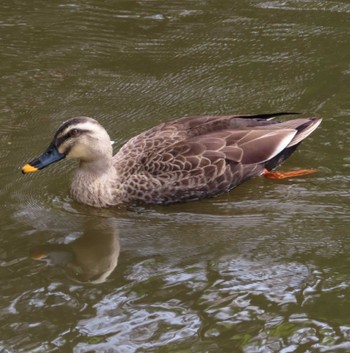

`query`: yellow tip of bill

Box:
[22,164,39,173]
[30,251,47,260]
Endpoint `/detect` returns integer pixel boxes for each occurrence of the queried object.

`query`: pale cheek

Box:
[66,144,89,160]
[58,145,66,154]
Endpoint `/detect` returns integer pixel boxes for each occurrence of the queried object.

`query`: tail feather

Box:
[263,117,322,171]
[287,118,322,147]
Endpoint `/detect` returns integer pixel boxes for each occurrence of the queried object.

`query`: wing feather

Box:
[113,113,320,204]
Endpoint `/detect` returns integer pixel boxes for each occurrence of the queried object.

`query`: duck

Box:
[22,112,321,208]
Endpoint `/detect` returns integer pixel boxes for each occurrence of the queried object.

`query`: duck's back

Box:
[112,113,319,204]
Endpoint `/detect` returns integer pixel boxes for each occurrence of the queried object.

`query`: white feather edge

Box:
[252,129,297,163]
[287,118,322,147]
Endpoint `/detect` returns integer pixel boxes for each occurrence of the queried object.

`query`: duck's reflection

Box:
[30,218,120,284]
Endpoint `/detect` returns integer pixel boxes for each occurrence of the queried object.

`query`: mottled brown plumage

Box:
[22,113,321,207]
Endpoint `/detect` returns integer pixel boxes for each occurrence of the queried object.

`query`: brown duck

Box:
[22,112,321,207]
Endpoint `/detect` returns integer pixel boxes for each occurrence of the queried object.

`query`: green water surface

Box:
[0,1,349,352]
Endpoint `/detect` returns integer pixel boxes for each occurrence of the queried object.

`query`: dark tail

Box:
[242,112,301,120]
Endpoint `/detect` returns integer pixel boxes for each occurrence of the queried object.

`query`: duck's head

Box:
[22,117,113,174]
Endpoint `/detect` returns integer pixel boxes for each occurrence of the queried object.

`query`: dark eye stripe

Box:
[55,129,90,148]
[54,117,98,138]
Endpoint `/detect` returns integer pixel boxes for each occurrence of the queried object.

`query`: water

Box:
[1,0,350,352]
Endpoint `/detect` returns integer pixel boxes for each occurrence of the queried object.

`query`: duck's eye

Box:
[70,129,80,137]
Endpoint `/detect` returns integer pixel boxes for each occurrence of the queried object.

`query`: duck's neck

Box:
[70,159,124,208]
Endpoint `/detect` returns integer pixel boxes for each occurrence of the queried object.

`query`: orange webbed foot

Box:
[263,168,317,180]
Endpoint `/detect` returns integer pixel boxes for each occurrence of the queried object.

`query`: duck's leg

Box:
[262,168,316,180]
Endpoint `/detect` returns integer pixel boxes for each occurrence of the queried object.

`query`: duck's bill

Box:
[22,143,65,174]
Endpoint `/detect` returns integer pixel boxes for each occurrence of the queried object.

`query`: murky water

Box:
[1,0,350,352]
